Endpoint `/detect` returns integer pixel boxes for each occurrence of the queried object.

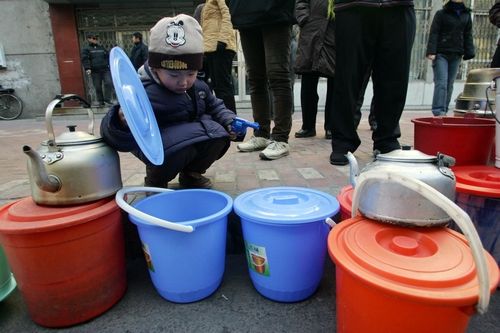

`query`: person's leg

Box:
[324,76,334,138]
[239,29,271,139]
[354,69,372,129]
[431,54,448,116]
[91,72,104,104]
[371,6,415,153]
[330,8,374,163]
[102,70,114,104]
[297,73,319,133]
[208,49,237,113]
[262,24,293,144]
[491,44,500,68]
[444,54,462,115]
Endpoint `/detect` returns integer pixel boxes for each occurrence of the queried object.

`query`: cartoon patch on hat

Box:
[165,20,186,48]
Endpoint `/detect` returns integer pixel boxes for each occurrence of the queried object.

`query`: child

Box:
[100,14,237,189]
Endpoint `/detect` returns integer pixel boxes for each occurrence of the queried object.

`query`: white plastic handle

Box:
[351,171,491,314]
[325,217,337,228]
[115,186,194,233]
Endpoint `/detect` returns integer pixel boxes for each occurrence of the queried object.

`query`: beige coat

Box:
[201,0,237,53]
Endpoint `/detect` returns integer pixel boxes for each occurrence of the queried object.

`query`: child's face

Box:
[155,69,198,94]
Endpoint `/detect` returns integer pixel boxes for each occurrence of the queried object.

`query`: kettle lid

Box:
[41,125,102,146]
[376,146,436,163]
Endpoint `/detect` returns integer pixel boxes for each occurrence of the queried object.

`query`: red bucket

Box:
[0,197,126,328]
[411,117,495,166]
[337,185,354,221]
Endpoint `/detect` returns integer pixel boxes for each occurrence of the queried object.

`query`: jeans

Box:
[431,53,462,116]
[239,24,293,143]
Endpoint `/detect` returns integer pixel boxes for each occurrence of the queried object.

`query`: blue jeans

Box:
[431,54,462,116]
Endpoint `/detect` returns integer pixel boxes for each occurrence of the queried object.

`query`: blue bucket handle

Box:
[325,217,336,228]
[115,186,195,233]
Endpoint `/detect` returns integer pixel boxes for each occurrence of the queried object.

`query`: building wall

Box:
[0,0,61,119]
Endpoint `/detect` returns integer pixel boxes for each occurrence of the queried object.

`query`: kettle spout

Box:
[346,152,359,188]
[23,145,61,193]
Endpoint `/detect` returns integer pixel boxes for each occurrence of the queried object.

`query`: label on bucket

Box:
[142,243,155,272]
[245,242,269,276]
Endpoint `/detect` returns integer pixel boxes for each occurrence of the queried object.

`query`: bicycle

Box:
[0,85,23,120]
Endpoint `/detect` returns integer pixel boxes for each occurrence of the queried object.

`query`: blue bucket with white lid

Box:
[233,187,340,302]
[116,187,232,303]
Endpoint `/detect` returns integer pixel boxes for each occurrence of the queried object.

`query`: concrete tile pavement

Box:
[0,109,417,205]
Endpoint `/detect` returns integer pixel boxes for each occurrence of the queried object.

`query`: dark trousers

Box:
[205,49,237,113]
[91,70,113,104]
[331,6,415,153]
[239,24,293,143]
[491,44,500,68]
[300,73,333,131]
[143,137,230,187]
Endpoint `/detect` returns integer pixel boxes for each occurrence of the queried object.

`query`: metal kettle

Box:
[23,94,122,206]
[347,147,456,227]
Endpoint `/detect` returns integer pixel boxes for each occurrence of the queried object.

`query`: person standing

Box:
[228,0,295,160]
[81,33,114,107]
[129,32,149,71]
[426,0,475,116]
[489,1,500,67]
[294,0,335,140]
[329,0,416,165]
[201,0,237,113]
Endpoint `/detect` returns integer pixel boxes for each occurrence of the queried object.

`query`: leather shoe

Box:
[295,129,316,138]
[329,152,349,166]
[325,130,332,140]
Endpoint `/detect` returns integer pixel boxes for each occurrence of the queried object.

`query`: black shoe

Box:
[179,171,212,189]
[329,152,349,166]
[325,130,332,140]
[295,129,316,138]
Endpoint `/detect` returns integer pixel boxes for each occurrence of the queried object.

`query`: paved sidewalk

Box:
[0,109,498,333]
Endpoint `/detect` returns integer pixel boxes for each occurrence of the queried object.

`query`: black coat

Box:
[100,63,236,164]
[228,0,296,29]
[81,43,110,72]
[334,0,413,11]
[130,42,149,70]
[426,2,475,60]
[294,0,335,78]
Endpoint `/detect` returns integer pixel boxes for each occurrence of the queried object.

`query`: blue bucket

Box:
[233,187,339,302]
[116,187,233,303]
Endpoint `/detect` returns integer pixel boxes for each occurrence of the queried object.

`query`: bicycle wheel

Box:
[0,94,23,120]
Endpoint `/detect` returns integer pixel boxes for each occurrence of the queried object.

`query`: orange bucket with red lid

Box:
[0,196,126,328]
[328,216,499,333]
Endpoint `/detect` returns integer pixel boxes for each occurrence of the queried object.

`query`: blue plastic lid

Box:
[233,187,340,225]
[109,47,164,165]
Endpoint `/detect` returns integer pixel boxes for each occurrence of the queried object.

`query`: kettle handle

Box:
[45,94,94,149]
[115,186,195,233]
[351,171,491,315]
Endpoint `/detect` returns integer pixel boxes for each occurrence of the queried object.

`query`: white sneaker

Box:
[237,136,270,152]
[259,141,289,160]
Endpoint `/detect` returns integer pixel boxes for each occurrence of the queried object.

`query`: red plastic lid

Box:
[453,166,500,198]
[328,217,499,304]
[0,196,119,234]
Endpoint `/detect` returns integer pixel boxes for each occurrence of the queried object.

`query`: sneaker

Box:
[259,141,289,160]
[178,171,212,189]
[237,136,270,152]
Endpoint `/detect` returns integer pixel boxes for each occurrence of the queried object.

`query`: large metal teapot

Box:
[347,147,456,227]
[23,94,122,206]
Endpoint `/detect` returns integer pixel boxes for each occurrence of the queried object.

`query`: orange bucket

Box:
[336,185,354,221]
[0,197,126,328]
[328,217,499,333]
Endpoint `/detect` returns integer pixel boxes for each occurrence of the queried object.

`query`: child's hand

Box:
[118,107,128,128]
[226,125,237,141]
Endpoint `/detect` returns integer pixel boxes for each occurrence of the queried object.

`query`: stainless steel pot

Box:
[23,94,122,205]
[347,147,456,226]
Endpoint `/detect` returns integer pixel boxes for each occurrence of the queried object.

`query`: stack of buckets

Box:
[116,186,340,304]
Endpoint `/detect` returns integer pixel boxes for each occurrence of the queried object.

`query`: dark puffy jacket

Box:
[81,43,110,72]
[334,0,413,11]
[490,0,500,45]
[130,42,149,70]
[228,0,295,29]
[100,63,236,163]
[426,2,475,60]
[294,0,335,78]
